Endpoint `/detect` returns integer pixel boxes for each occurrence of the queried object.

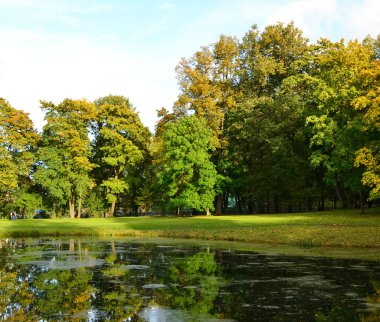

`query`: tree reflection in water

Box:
[0,238,379,321]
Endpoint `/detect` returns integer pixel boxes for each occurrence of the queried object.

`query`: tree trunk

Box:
[215,194,222,215]
[206,208,211,216]
[69,198,75,218]
[69,239,75,253]
[77,194,82,218]
[236,193,242,214]
[109,201,116,217]
[333,192,337,209]
[176,207,180,216]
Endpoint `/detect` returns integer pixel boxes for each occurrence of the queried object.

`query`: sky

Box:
[0,0,379,132]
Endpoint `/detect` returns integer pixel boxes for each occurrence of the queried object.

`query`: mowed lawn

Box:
[1,209,380,248]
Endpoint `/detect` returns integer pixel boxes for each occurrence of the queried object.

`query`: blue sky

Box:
[0,0,379,131]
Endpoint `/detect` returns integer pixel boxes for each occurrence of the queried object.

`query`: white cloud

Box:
[342,0,380,40]
[0,27,175,132]
[266,0,337,41]
[266,0,380,42]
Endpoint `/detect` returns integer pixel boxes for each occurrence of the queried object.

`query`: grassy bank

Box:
[1,209,380,248]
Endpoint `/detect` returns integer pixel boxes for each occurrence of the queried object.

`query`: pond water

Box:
[0,238,379,321]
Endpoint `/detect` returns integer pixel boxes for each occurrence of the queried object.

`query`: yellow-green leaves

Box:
[0,98,38,203]
[355,147,380,199]
[35,99,95,217]
[175,35,240,149]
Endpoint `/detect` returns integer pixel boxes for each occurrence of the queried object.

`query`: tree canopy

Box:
[155,115,217,215]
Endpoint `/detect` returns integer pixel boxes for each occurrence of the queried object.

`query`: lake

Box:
[0,238,379,321]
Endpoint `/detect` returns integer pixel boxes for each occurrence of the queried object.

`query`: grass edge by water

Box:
[1,209,380,250]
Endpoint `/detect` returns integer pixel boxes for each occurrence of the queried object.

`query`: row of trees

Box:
[1,22,379,217]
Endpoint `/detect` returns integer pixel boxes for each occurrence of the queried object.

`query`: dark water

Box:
[0,238,379,321]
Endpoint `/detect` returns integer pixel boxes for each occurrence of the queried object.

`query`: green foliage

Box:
[352,58,380,199]
[156,116,217,212]
[229,92,312,207]
[166,252,220,315]
[34,99,95,218]
[0,98,39,213]
[84,186,108,217]
[33,268,93,318]
[15,191,43,216]
[92,95,151,216]
[239,22,310,96]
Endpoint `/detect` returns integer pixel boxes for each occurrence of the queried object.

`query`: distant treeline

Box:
[1,22,379,217]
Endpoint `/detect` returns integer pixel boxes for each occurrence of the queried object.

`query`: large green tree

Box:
[34,99,95,218]
[227,22,312,212]
[155,116,217,215]
[229,92,312,213]
[92,95,151,217]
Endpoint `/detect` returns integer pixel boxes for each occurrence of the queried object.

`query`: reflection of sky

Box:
[140,306,235,322]
[140,306,190,322]
[0,0,379,132]
[16,257,106,270]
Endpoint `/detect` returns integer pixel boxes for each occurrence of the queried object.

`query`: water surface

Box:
[0,238,379,321]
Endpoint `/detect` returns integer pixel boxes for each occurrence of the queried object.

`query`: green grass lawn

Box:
[1,209,380,248]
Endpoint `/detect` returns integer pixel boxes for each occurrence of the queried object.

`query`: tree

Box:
[303,39,377,209]
[353,52,380,200]
[229,92,311,213]
[174,35,240,214]
[239,22,310,97]
[156,116,217,215]
[0,98,39,215]
[227,22,312,212]
[92,95,151,217]
[34,99,95,218]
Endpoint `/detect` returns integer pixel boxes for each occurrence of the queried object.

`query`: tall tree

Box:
[303,39,376,209]
[156,116,217,215]
[228,22,311,212]
[34,99,95,218]
[0,98,39,215]
[229,91,312,213]
[353,40,380,200]
[174,35,240,214]
[92,95,150,217]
